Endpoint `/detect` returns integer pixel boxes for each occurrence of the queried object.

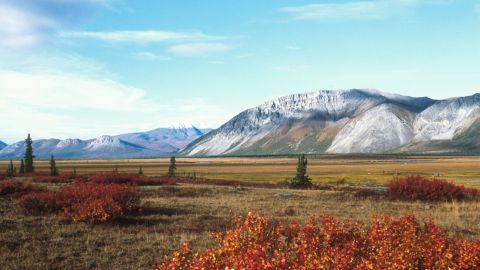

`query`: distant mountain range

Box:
[0,126,211,159]
[3,89,480,159]
[182,89,480,156]
[0,141,6,151]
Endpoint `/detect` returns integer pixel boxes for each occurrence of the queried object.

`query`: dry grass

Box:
[2,156,480,187]
[1,181,480,269]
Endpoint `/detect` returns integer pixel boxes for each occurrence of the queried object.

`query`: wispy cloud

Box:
[280,0,419,21]
[0,53,233,142]
[0,0,120,49]
[168,43,234,57]
[60,30,226,44]
[0,70,156,113]
[0,3,57,48]
[133,51,170,61]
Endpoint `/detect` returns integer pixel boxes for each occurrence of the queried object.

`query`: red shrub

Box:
[0,180,46,197]
[32,176,71,184]
[18,172,50,178]
[60,172,77,180]
[135,176,176,186]
[89,173,141,184]
[387,176,479,202]
[17,181,140,223]
[0,173,6,180]
[18,191,60,214]
[58,182,140,223]
[89,172,176,186]
[153,212,480,270]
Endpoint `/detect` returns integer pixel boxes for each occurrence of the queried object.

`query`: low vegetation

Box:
[18,181,140,224]
[2,147,480,269]
[0,180,46,197]
[387,176,480,202]
[153,212,480,270]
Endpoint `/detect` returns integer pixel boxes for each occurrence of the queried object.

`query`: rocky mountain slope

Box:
[183,89,480,156]
[0,126,211,159]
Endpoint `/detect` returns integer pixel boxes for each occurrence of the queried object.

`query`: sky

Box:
[0,0,479,143]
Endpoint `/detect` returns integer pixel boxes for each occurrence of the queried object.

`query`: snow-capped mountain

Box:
[0,126,211,159]
[0,141,7,150]
[183,89,480,155]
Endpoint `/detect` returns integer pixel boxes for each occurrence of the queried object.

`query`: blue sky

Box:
[0,0,479,143]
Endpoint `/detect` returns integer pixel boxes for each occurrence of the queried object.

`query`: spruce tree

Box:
[289,154,312,188]
[138,167,144,176]
[19,160,25,174]
[24,134,35,173]
[168,157,176,177]
[6,160,15,177]
[73,167,77,177]
[50,155,59,177]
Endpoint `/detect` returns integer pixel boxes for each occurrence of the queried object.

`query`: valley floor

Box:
[1,182,480,269]
[2,155,480,187]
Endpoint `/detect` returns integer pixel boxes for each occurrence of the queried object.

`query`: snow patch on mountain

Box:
[183,89,436,156]
[327,104,414,153]
[0,126,211,159]
[413,94,480,141]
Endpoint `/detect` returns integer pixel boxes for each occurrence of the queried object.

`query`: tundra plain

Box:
[1,156,480,269]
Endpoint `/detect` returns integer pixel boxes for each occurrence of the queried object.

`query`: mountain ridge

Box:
[182,89,480,156]
[0,126,211,159]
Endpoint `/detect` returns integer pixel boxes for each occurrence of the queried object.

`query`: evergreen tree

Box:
[6,160,15,177]
[113,166,119,174]
[138,167,144,176]
[24,134,35,173]
[289,154,312,188]
[19,160,25,174]
[50,155,59,177]
[73,167,77,177]
[168,157,177,177]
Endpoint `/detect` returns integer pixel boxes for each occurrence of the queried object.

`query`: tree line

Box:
[5,134,312,187]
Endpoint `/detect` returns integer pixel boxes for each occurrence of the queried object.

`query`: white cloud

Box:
[280,0,419,21]
[168,43,233,57]
[133,51,170,61]
[0,3,57,48]
[0,65,232,142]
[0,70,156,112]
[61,30,225,44]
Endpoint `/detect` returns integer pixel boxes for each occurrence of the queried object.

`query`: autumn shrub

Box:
[133,176,176,186]
[0,180,46,197]
[18,191,60,214]
[153,212,480,270]
[0,173,6,180]
[32,176,70,184]
[17,182,140,223]
[89,172,141,184]
[387,176,479,202]
[18,171,50,178]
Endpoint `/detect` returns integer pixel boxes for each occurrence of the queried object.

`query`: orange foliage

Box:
[153,212,480,270]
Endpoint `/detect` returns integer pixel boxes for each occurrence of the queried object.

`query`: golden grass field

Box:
[2,156,480,269]
[2,155,480,187]
[2,181,480,269]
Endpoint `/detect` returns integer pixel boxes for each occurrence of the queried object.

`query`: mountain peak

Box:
[183,90,480,156]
